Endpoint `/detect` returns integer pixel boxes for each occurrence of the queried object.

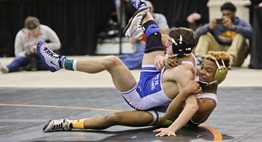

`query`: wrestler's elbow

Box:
[186,96,199,113]
[188,103,199,113]
[186,101,199,114]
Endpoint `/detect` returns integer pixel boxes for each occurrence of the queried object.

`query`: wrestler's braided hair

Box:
[204,51,231,68]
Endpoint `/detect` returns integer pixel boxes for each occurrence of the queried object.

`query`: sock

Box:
[138,34,147,42]
[72,119,86,129]
[64,58,78,71]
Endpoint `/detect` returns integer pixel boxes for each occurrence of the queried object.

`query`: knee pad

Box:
[143,20,160,37]
[144,32,164,53]
[153,117,173,128]
[143,20,164,53]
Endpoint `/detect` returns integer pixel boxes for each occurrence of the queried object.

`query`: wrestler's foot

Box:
[43,119,72,132]
[37,40,66,72]
[123,7,149,39]
[130,0,147,9]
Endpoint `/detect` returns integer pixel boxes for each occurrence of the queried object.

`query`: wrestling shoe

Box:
[130,0,147,9]
[0,62,8,74]
[37,40,66,72]
[123,7,149,39]
[43,119,72,132]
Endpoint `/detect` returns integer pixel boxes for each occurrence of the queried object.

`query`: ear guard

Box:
[166,35,193,58]
[213,59,228,85]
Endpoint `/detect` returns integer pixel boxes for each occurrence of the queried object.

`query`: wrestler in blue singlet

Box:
[121,54,198,110]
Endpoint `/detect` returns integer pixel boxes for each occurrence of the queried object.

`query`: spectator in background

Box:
[194,2,252,68]
[119,0,169,70]
[145,0,169,34]
[259,2,262,7]
[0,16,61,74]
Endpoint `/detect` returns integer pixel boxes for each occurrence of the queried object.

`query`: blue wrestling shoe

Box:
[131,0,147,9]
[123,7,149,39]
[37,40,66,72]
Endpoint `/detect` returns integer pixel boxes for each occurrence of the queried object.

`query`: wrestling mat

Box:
[0,87,261,142]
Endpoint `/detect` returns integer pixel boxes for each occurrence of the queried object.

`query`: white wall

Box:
[207,0,251,22]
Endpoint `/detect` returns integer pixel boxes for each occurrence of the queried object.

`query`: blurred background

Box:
[0,0,261,57]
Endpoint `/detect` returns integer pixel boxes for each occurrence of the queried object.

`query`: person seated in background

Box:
[118,0,169,70]
[117,38,146,70]
[194,2,252,68]
[144,0,169,34]
[0,16,61,74]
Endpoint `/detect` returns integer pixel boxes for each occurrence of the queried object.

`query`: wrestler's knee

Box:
[104,113,120,124]
[102,56,123,69]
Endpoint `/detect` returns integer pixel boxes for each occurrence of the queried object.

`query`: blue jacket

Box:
[195,17,252,46]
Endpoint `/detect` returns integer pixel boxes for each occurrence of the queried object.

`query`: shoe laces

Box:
[52,119,65,131]
[44,47,60,59]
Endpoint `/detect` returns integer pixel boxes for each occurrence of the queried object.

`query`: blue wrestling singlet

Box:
[120,53,198,110]
[120,65,172,110]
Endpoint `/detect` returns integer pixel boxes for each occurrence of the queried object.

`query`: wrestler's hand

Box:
[183,80,202,95]
[167,58,181,68]
[154,55,168,71]
[154,55,181,71]
[153,127,176,137]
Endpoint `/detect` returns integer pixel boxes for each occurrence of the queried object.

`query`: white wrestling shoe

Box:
[37,40,66,72]
[130,0,147,9]
[43,119,72,132]
[123,7,149,39]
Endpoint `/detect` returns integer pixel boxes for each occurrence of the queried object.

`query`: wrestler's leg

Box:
[81,111,153,129]
[141,13,165,65]
[37,41,136,92]
[126,0,165,65]
[43,110,154,132]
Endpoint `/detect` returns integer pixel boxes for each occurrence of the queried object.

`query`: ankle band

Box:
[64,59,74,71]
[72,119,86,129]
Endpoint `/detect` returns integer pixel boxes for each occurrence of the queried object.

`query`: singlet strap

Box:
[181,53,197,79]
[197,93,217,104]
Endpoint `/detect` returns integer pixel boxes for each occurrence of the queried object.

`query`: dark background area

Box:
[0,0,261,57]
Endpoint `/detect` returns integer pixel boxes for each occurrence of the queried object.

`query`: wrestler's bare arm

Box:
[154,95,198,137]
[154,64,199,137]
[164,80,201,120]
[167,66,198,127]
[191,98,217,123]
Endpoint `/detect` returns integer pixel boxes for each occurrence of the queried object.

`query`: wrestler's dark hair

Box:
[25,16,40,30]
[168,27,198,49]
